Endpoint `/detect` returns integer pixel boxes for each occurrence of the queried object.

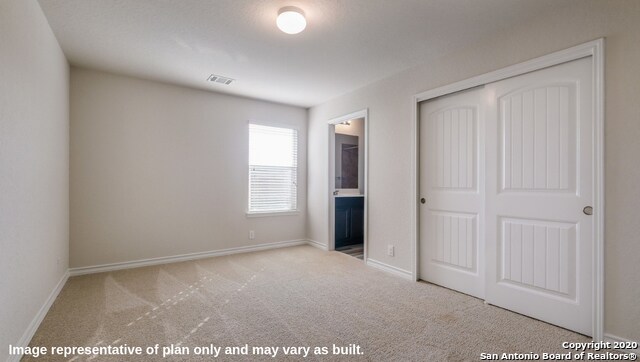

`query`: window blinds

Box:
[248,124,298,213]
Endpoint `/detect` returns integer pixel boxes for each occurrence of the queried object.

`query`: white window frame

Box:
[246,122,299,217]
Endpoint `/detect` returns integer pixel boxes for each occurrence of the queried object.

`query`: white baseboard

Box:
[69,239,308,276]
[604,333,640,355]
[365,258,413,280]
[8,271,69,362]
[306,239,328,251]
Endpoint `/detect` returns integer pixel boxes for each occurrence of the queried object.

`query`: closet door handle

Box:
[420,197,426,204]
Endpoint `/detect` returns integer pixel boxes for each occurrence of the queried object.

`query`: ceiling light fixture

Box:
[277,6,306,35]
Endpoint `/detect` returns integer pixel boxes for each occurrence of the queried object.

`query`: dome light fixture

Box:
[276,6,306,35]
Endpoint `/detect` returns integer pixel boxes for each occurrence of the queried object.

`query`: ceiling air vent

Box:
[207,74,234,85]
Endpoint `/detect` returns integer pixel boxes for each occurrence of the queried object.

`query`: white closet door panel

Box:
[419,56,595,337]
[419,87,485,299]
[500,84,577,193]
[485,57,593,336]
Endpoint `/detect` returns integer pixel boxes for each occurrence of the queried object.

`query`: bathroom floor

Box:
[336,244,364,260]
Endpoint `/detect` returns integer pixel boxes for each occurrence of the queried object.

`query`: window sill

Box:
[245,210,300,218]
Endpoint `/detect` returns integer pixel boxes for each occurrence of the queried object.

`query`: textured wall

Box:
[0,0,70,358]
[307,1,640,341]
[70,68,307,268]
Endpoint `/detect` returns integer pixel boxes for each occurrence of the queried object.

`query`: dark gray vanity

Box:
[335,196,364,249]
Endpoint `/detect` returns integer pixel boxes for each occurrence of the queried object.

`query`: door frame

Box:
[411,39,605,340]
[328,109,369,258]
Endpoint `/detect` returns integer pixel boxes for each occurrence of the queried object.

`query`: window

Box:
[248,124,298,214]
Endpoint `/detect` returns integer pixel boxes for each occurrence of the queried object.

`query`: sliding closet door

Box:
[484,57,594,335]
[419,57,595,335]
[419,87,485,299]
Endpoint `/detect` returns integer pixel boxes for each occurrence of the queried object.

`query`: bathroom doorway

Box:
[328,110,368,260]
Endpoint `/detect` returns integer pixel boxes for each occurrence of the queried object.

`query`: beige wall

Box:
[0,0,70,358]
[70,68,307,268]
[307,1,640,341]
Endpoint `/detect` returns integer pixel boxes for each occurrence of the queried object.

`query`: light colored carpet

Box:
[26,245,591,361]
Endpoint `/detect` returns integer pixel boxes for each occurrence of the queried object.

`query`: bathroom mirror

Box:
[335,134,359,189]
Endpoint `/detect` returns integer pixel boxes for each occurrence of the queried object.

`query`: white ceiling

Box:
[38,0,568,107]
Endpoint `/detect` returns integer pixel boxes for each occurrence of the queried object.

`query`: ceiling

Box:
[38,0,568,108]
